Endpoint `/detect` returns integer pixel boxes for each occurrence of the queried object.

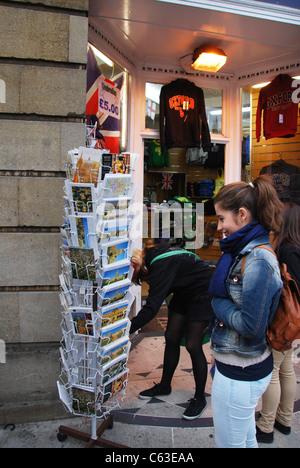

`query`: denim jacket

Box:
[211,235,283,358]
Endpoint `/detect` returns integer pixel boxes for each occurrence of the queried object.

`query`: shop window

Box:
[143,139,225,263]
[145,82,223,134]
[241,75,300,206]
[143,80,224,263]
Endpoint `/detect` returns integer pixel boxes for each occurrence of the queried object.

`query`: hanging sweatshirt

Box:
[256,74,299,142]
[159,79,211,152]
[260,159,300,203]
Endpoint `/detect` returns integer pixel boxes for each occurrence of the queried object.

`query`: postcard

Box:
[72,147,102,186]
[57,381,73,413]
[97,300,129,328]
[98,261,131,288]
[100,238,132,267]
[100,354,128,385]
[69,215,98,254]
[100,152,113,180]
[59,273,72,304]
[101,173,132,198]
[59,292,70,312]
[72,184,94,215]
[99,318,129,348]
[65,181,97,216]
[111,153,130,174]
[98,337,130,366]
[97,218,131,244]
[97,197,131,221]
[97,279,131,308]
[71,385,96,415]
[101,369,129,404]
[69,247,96,281]
[70,307,94,337]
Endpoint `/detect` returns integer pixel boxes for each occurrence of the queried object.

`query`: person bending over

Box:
[130,239,213,420]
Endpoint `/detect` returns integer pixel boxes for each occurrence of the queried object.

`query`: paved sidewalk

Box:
[1,332,300,449]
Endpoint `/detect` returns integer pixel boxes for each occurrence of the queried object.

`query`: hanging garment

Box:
[260,159,300,203]
[159,79,211,152]
[148,139,170,167]
[213,168,224,197]
[256,74,299,142]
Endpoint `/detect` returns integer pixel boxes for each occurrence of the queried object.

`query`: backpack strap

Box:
[150,250,199,266]
[241,245,276,275]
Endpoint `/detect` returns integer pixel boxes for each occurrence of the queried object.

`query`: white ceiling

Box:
[89,0,300,75]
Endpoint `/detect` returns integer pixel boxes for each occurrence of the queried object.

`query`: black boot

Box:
[256,426,274,444]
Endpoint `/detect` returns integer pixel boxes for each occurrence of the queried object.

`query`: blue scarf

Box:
[209,222,268,298]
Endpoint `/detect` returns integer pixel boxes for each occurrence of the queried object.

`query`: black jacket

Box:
[159,79,211,152]
[130,242,213,334]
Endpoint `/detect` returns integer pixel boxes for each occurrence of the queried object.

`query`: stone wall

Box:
[0,0,89,424]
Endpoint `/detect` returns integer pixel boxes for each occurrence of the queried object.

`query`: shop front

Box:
[87,0,300,268]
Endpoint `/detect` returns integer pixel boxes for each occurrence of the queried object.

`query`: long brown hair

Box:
[274,202,300,251]
[214,174,284,234]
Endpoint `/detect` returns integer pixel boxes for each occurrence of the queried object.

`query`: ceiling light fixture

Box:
[191,46,227,73]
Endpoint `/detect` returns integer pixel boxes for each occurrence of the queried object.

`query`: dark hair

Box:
[274,202,300,251]
[214,174,284,234]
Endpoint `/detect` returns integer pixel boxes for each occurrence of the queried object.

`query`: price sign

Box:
[98,77,120,120]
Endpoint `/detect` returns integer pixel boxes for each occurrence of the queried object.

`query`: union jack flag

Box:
[161,172,173,190]
[86,46,122,153]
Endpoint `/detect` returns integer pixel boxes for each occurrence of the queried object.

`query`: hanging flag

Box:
[86,46,101,115]
[161,173,173,190]
[147,99,156,120]
[86,45,122,153]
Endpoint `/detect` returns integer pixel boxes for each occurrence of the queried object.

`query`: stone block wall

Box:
[0,0,89,424]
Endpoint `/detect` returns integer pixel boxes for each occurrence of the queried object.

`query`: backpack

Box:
[241,245,300,353]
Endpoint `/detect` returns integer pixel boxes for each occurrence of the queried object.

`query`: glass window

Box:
[241,76,300,205]
[145,83,162,130]
[203,88,223,135]
[145,82,223,134]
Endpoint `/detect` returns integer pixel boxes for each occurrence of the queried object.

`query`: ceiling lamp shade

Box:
[192,46,227,73]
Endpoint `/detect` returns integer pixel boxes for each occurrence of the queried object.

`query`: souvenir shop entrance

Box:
[87,0,300,265]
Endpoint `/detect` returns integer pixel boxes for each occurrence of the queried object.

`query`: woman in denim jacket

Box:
[209,175,283,448]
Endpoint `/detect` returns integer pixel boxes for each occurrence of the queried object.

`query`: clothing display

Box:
[147,139,170,168]
[256,74,299,142]
[159,79,211,152]
[199,179,215,197]
[205,143,225,168]
[260,159,300,203]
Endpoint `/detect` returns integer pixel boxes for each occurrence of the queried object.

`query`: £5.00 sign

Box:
[98,77,120,120]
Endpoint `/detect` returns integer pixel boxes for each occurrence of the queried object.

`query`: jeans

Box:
[212,367,272,448]
[257,348,296,433]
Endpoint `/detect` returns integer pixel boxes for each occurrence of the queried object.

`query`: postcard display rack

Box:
[57,147,138,448]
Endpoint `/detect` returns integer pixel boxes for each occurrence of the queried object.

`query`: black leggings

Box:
[160,312,209,399]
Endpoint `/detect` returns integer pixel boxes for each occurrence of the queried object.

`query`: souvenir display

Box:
[57,146,138,436]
